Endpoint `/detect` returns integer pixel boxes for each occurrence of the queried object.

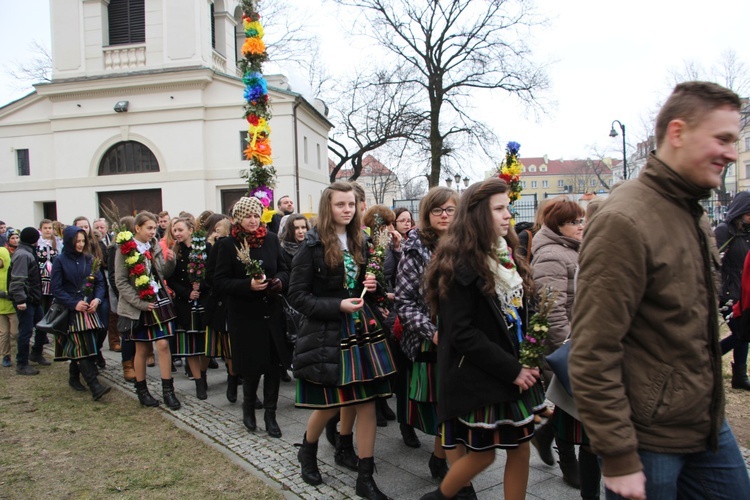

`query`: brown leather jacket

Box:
[569,154,723,477]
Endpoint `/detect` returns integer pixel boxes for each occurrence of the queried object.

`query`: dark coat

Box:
[288,228,368,387]
[203,240,227,331]
[8,242,42,306]
[50,226,106,311]
[437,265,524,424]
[168,241,206,329]
[715,190,750,305]
[213,231,291,375]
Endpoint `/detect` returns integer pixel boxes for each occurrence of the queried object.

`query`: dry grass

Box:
[0,360,282,499]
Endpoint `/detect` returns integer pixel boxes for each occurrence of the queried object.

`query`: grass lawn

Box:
[0,360,281,499]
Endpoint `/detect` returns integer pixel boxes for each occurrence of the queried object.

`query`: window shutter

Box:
[211,3,216,49]
[108,0,145,46]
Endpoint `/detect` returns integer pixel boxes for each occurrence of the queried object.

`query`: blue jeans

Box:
[15,303,45,366]
[606,421,750,500]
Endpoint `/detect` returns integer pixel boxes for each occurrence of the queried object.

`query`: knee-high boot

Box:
[78,358,111,401]
[579,446,602,500]
[556,437,581,489]
[242,381,257,431]
[69,362,86,392]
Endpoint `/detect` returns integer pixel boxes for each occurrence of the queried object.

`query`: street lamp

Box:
[609,120,627,180]
[445,177,453,188]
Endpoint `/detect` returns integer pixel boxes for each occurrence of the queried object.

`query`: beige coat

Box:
[531,225,580,350]
[115,237,175,320]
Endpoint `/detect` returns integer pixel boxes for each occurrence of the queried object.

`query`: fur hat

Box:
[20,227,40,245]
[232,196,263,221]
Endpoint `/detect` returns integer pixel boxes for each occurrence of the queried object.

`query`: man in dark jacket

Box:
[267,195,295,234]
[714,191,750,389]
[570,82,749,499]
[9,227,50,375]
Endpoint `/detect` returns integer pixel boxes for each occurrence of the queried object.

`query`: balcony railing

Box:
[103,44,147,70]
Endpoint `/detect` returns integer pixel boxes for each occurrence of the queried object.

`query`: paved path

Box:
[93,346,750,499]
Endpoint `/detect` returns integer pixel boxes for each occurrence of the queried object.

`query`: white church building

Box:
[0,0,332,227]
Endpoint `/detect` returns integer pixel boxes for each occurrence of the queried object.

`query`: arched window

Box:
[108,0,145,46]
[98,141,159,175]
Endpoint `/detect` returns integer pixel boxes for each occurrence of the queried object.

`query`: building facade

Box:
[0,0,332,227]
[332,155,401,208]
[517,155,617,200]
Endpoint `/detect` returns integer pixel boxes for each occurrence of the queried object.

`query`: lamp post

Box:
[452,173,471,194]
[609,120,627,180]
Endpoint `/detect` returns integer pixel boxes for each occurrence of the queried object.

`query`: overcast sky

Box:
[1,0,748,173]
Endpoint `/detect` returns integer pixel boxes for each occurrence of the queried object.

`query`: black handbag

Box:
[117,315,140,334]
[36,300,70,335]
[281,296,303,346]
[546,340,572,395]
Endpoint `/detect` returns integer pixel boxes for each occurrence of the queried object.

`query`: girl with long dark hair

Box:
[422,178,543,500]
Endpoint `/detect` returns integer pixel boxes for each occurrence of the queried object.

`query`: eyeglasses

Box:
[430,207,457,216]
[563,219,586,226]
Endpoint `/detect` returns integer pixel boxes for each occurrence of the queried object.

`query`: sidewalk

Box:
[94,346,749,499]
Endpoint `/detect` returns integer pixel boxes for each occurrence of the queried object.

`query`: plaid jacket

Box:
[395,229,437,361]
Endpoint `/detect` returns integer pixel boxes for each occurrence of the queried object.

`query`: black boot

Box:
[242,382,257,431]
[264,410,282,438]
[325,413,340,446]
[731,363,750,391]
[400,423,421,448]
[579,446,602,500]
[195,377,207,400]
[226,374,238,403]
[298,433,323,486]
[254,394,263,409]
[242,400,257,431]
[419,488,448,500]
[68,362,86,392]
[532,420,556,466]
[428,453,448,480]
[79,358,111,401]
[456,484,478,499]
[161,378,181,410]
[375,400,388,427]
[557,438,581,489]
[355,457,391,500]
[135,380,159,407]
[334,433,358,471]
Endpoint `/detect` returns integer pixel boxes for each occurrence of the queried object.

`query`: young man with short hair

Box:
[570,81,749,499]
[9,227,50,375]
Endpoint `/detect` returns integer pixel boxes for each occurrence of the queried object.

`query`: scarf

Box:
[280,239,301,256]
[489,236,524,311]
[231,224,267,249]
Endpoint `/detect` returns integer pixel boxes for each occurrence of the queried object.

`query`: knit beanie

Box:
[232,196,264,220]
[20,227,40,245]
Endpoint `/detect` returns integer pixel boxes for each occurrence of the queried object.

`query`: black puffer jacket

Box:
[289,228,367,386]
[715,190,750,306]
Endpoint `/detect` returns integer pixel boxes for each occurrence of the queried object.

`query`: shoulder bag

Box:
[36,300,70,335]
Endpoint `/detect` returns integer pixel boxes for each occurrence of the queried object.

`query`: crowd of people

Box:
[2,81,750,499]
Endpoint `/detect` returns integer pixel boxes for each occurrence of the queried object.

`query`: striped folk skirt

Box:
[127,291,177,342]
[173,302,206,357]
[296,304,396,409]
[406,339,439,435]
[54,311,103,361]
[441,381,547,451]
[205,326,232,359]
[552,407,590,446]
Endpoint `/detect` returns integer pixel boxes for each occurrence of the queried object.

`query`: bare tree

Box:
[327,67,427,182]
[333,0,549,187]
[260,1,321,69]
[4,40,52,90]
[562,159,612,194]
